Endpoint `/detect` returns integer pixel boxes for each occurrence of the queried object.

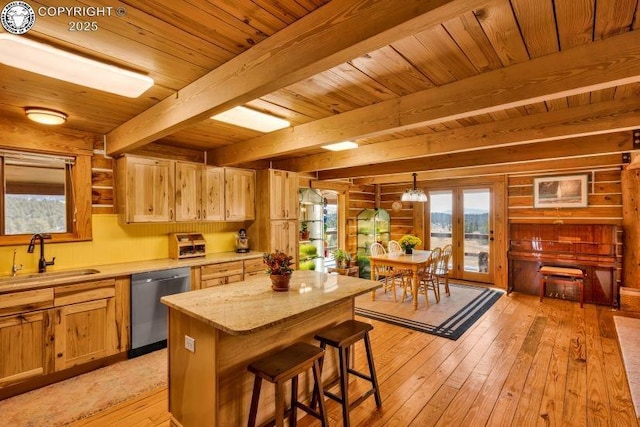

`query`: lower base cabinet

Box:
[0,277,128,397]
[244,257,264,279]
[0,309,54,387]
[54,298,118,371]
[199,261,244,288]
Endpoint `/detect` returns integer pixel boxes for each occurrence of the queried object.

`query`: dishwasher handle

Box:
[135,274,188,284]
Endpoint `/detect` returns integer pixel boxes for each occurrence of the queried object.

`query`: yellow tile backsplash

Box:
[1,215,248,276]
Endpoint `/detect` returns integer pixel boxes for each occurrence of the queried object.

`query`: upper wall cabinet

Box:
[225,168,255,221]
[116,155,175,223]
[175,163,227,221]
[269,169,299,220]
[116,156,254,223]
[175,162,202,222]
[203,167,225,221]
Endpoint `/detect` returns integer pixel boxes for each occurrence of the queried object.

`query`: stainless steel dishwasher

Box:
[129,267,190,358]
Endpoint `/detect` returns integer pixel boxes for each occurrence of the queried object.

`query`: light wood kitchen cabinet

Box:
[176,163,226,221]
[225,168,255,221]
[197,261,244,288]
[269,169,299,220]
[117,156,254,223]
[270,220,298,264]
[116,155,175,223]
[249,169,300,264]
[175,162,202,221]
[203,167,225,220]
[0,277,129,398]
[243,257,264,279]
[53,279,119,371]
[0,288,55,388]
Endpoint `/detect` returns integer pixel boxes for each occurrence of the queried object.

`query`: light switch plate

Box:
[185,335,195,353]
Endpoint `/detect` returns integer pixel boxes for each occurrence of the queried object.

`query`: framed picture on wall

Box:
[533,174,588,208]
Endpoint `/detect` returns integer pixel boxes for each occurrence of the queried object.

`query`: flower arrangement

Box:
[263,250,294,275]
[399,234,422,251]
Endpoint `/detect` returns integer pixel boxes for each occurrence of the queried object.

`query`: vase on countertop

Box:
[270,274,292,292]
[405,247,413,255]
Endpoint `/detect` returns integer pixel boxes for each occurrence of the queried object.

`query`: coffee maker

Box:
[235,228,250,253]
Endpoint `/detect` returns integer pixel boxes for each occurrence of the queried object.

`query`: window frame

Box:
[0,152,92,246]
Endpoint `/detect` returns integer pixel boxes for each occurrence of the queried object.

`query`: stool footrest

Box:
[348,367,373,382]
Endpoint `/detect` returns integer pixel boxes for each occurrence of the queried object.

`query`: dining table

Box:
[369,250,432,310]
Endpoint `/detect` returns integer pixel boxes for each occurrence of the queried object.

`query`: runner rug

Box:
[355,283,504,340]
[0,348,167,427]
[613,315,640,416]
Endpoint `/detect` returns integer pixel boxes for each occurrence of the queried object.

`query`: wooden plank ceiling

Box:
[2,0,639,184]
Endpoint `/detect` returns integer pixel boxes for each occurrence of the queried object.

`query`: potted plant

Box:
[263,250,294,291]
[333,248,351,269]
[399,235,422,254]
[299,222,310,240]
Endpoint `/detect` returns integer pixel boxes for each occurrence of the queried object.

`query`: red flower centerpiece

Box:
[263,250,294,291]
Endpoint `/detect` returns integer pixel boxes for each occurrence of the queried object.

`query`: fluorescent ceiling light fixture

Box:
[0,34,154,98]
[25,107,67,125]
[401,173,428,202]
[321,141,359,151]
[211,106,290,132]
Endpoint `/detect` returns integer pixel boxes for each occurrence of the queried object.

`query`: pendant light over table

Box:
[401,173,428,202]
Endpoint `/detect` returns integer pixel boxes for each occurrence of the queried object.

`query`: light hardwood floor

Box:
[73,292,639,426]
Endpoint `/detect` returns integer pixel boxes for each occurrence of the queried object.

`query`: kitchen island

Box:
[161,270,380,427]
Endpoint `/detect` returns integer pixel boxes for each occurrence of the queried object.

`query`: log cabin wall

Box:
[378,183,416,242]
[507,167,624,225]
[508,164,625,290]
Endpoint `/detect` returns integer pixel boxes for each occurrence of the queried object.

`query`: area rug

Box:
[0,349,167,427]
[355,283,504,340]
[614,316,640,416]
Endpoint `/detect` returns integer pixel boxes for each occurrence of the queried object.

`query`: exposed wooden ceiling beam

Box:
[0,116,95,156]
[209,30,640,165]
[106,0,484,155]
[275,97,640,172]
[320,132,630,180]
[353,153,623,185]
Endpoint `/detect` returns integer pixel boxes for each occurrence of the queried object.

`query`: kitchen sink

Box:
[0,268,100,285]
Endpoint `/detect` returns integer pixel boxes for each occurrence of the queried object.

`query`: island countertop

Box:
[161,270,380,335]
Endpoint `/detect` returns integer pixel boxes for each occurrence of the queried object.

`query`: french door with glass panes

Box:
[428,187,494,283]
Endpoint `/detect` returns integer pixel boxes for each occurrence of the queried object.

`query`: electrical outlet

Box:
[184,335,195,353]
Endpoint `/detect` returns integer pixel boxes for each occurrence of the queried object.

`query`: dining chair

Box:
[387,240,402,254]
[401,248,441,306]
[387,239,411,293]
[436,244,453,297]
[370,242,398,301]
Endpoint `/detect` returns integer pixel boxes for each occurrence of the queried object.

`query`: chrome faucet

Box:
[11,249,22,276]
[27,233,55,273]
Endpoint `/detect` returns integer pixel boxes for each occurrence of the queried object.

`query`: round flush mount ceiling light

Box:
[24,107,67,125]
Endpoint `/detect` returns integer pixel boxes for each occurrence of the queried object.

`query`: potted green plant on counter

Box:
[399,235,422,254]
[263,250,294,291]
[333,248,351,268]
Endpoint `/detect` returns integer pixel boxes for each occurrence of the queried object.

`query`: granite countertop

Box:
[161,270,380,335]
[0,251,263,294]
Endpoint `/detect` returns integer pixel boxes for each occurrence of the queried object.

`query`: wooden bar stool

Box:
[539,266,586,308]
[312,320,382,427]
[247,342,328,427]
